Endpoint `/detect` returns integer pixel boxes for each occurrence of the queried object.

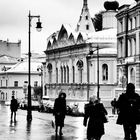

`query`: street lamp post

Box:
[97,44,100,100]
[87,44,100,100]
[27,11,42,121]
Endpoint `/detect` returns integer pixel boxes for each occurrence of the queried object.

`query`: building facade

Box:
[0,39,21,58]
[0,58,42,101]
[115,0,140,96]
[43,0,119,106]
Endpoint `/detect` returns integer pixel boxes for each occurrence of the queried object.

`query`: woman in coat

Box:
[83,96,108,140]
[116,83,140,140]
[53,92,67,136]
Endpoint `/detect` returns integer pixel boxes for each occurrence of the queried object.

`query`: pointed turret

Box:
[76,0,95,33]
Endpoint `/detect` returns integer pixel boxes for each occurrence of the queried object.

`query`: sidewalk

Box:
[0,104,140,140]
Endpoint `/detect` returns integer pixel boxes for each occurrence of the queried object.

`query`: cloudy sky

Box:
[0,0,134,54]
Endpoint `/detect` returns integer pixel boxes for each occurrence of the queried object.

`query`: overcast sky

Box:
[0,0,134,54]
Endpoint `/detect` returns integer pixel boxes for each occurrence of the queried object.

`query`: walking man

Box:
[116,83,140,140]
[10,96,18,122]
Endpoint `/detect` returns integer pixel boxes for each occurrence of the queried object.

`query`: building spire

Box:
[76,0,95,33]
[83,0,87,7]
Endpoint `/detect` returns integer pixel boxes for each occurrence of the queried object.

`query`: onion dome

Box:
[104,1,119,11]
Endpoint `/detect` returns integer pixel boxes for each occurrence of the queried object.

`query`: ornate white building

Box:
[115,0,140,96]
[43,0,119,106]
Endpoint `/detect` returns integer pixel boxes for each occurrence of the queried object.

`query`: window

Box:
[130,18,132,30]
[67,66,69,83]
[56,68,58,83]
[72,66,75,83]
[130,68,135,84]
[102,64,108,81]
[79,69,83,83]
[14,81,18,87]
[86,25,89,30]
[34,81,38,87]
[128,39,131,56]
[120,20,123,32]
[6,80,8,87]
[64,66,66,83]
[119,39,123,57]
[61,66,63,83]
[77,60,84,83]
[47,63,52,83]
[85,16,88,20]
[134,17,137,28]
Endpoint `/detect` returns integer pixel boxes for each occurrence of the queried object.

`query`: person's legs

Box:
[130,124,137,140]
[55,125,58,135]
[14,111,16,122]
[123,123,131,140]
[59,126,63,136]
[94,136,101,140]
[11,111,13,121]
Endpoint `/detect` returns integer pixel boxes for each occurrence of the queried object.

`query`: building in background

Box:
[115,0,140,97]
[43,0,119,106]
[0,55,19,72]
[0,39,21,58]
[0,58,42,101]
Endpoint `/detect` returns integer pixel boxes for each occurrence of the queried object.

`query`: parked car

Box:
[43,100,54,113]
[5,100,10,106]
[19,99,39,110]
[69,102,88,116]
[38,96,54,113]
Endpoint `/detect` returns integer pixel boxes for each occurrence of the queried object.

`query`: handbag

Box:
[51,120,55,128]
[102,114,108,123]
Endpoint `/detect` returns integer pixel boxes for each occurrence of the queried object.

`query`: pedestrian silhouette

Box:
[111,98,117,114]
[53,92,67,136]
[116,83,140,140]
[10,96,18,122]
[83,96,108,140]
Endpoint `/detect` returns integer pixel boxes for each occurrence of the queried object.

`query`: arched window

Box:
[61,66,63,83]
[47,63,52,83]
[102,64,108,81]
[56,68,58,83]
[72,66,75,83]
[77,60,84,83]
[64,66,66,83]
[67,66,69,83]
[130,68,135,84]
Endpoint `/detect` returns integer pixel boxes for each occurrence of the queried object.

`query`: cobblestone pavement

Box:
[0,103,140,140]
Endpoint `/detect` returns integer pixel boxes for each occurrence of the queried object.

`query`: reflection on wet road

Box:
[0,103,86,140]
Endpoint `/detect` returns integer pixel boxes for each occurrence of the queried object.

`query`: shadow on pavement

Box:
[50,135,79,140]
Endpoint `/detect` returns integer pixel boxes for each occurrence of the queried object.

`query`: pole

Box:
[97,44,100,99]
[27,11,32,121]
[26,11,42,121]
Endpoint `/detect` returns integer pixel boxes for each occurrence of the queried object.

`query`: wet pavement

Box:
[0,102,140,140]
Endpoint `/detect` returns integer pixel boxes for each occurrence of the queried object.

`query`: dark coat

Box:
[53,97,67,127]
[83,102,107,139]
[10,98,18,112]
[116,92,140,125]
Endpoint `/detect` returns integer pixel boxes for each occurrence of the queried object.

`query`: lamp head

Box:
[36,19,42,32]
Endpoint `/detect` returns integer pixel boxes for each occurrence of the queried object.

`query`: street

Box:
[0,103,140,140]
